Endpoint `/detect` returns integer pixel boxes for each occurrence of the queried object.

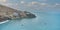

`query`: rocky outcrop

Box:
[0,16,11,22]
[0,5,36,22]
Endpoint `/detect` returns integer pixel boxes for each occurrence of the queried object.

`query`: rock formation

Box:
[0,5,36,22]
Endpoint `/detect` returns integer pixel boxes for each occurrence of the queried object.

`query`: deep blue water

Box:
[0,10,60,30]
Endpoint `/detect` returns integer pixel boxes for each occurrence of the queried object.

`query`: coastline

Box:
[0,5,36,22]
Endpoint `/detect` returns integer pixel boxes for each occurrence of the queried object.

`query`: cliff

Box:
[0,5,36,22]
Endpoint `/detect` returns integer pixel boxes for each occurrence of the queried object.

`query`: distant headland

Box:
[0,5,36,22]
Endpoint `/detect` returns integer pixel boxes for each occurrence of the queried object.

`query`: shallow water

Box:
[0,10,60,30]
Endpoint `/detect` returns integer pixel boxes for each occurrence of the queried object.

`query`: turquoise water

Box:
[0,10,60,30]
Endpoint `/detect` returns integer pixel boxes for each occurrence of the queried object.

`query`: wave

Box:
[0,20,9,24]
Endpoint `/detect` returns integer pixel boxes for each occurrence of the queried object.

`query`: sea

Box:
[0,9,60,30]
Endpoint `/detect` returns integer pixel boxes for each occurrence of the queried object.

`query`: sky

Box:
[0,0,60,12]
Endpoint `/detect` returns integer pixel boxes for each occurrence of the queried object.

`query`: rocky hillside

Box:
[0,5,22,19]
[0,5,36,21]
[0,5,17,15]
